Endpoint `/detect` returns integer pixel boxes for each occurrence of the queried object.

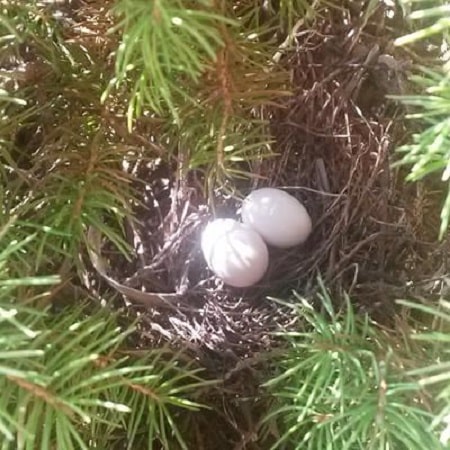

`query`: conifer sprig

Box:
[262,282,442,450]
[394,0,450,238]
[0,298,208,450]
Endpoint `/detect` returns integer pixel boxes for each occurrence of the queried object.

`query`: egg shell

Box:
[201,219,269,288]
[241,188,312,248]
[201,219,240,266]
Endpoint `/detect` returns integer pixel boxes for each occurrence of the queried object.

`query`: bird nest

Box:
[85,4,449,447]
[89,4,446,360]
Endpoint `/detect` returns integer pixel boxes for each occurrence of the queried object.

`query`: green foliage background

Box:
[393,0,450,239]
[1,0,450,449]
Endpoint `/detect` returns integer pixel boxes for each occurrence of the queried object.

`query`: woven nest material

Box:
[89,4,447,365]
[80,4,450,448]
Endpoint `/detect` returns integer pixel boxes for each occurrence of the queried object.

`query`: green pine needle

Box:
[394,1,450,239]
[106,0,237,129]
[262,283,442,450]
[0,299,208,450]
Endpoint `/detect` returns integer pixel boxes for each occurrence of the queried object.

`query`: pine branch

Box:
[0,7,211,445]
[262,281,442,450]
[393,0,450,239]
[397,298,450,445]
[0,296,208,449]
[104,0,316,181]
[1,1,137,278]
[104,0,237,129]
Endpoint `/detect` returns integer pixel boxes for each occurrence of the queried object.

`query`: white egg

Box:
[241,188,312,248]
[201,219,239,266]
[201,219,269,287]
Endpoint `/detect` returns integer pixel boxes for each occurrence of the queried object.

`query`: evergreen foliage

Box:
[398,298,450,447]
[1,2,209,448]
[104,0,296,183]
[1,0,450,449]
[0,294,207,449]
[394,0,450,238]
[262,283,445,450]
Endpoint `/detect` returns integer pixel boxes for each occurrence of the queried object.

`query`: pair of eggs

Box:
[201,188,312,287]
